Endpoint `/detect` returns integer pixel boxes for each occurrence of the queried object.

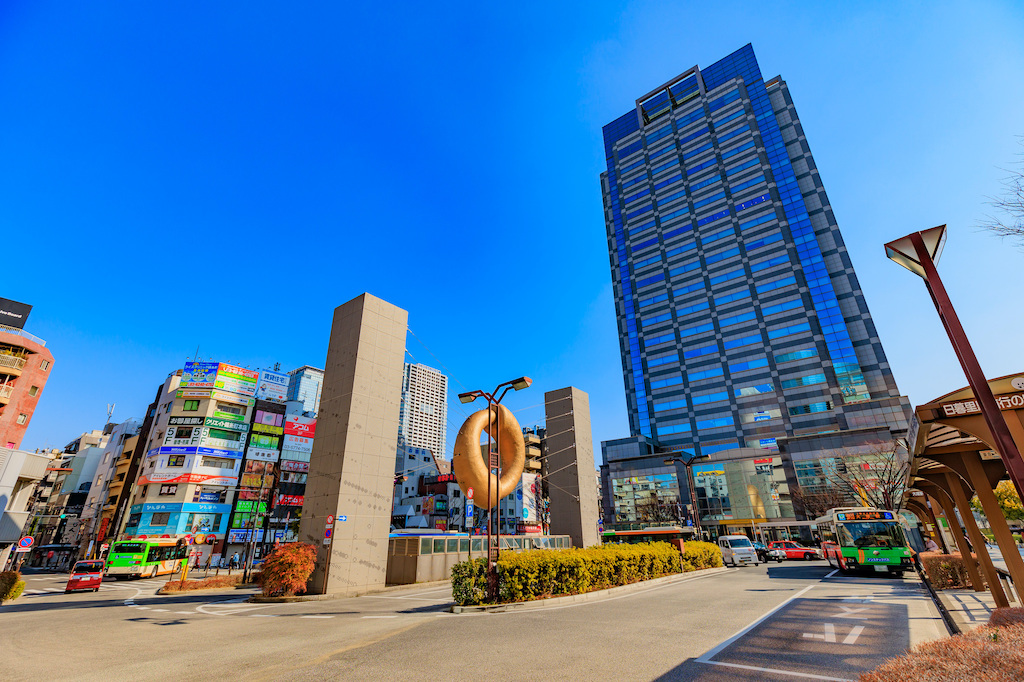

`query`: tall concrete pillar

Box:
[299,294,408,596]
[544,387,599,548]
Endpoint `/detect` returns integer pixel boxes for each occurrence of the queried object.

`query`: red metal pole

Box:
[910,231,1024,500]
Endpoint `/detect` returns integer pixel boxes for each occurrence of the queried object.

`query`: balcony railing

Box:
[0,384,13,399]
[0,354,26,371]
[0,324,45,346]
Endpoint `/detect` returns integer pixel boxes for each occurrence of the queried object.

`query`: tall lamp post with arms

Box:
[457,376,532,599]
[664,453,709,539]
[885,225,1024,499]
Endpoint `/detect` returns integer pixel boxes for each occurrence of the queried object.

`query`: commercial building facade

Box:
[599,45,911,537]
[287,365,324,416]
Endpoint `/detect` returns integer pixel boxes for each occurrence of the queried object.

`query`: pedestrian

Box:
[925,535,940,552]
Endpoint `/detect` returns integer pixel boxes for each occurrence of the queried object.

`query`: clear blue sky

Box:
[4,2,1023,460]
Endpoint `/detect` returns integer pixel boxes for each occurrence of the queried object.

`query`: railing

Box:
[995,567,1021,606]
[0,354,26,371]
[0,324,45,346]
[0,384,13,399]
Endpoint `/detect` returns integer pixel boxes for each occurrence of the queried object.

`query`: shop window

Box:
[150,512,171,525]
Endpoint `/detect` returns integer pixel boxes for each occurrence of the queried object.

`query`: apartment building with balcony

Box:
[0,324,54,449]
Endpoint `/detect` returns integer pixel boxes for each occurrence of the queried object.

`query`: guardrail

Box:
[0,384,13,399]
[0,354,26,370]
[995,566,1021,606]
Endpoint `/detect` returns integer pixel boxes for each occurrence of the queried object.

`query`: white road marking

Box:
[362,615,398,619]
[802,623,837,643]
[151,609,169,612]
[135,606,149,610]
[701,661,854,681]
[361,595,447,602]
[697,583,816,662]
[44,588,62,592]
[830,605,870,619]
[300,615,333,619]
[842,626,865,645]
[25,589,45,594]
[250,614,278,617]
[824,569,839,578]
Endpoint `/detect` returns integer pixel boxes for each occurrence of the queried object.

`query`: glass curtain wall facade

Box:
[600,44,907,457]
[286,366,324,416]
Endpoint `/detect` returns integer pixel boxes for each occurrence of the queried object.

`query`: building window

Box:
[183,400,200,412]
[28,385,39,397]
[201,456,235,469]
[159,484,178,495]
[16,413,28,425]
[40,359,50,371]
[167,455,186,467]
[150,512,171,526]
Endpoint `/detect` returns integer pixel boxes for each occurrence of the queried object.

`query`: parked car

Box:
[65,560,105,593]
[769,541,821,560]
[717,535,759,566]
[753,541,785,563]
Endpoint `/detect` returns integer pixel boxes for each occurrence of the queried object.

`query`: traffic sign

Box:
[18,536,34,549]
[467,487,474,499]
[522,507,529,519]
[466,500,473,518]
[324,528,333,539]
[323,537,331,546]
[100,543,109,552]
[207,535,217,545]
[184,534,194,545]
[326,514,335,525]
[339,515,348,522]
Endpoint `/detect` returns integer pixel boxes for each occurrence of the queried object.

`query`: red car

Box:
[65,560,105,593]
[768,541,821,560]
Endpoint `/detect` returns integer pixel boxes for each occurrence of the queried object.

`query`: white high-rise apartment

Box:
[398,363,448,460]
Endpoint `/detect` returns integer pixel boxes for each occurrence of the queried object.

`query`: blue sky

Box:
[4,1,1023,460]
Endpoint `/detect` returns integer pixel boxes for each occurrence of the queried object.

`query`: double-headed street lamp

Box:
[885,225,1024,500]
[664,452,709,539]
[458,376,532,598]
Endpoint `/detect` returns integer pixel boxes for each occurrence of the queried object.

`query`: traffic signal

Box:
[59,513,67,519]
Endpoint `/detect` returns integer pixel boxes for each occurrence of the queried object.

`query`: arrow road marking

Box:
[842,626,865,645]
[829,606,870,619]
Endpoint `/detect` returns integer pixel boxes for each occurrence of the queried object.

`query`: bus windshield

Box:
[112,542,146,554]
[838,521,905,548]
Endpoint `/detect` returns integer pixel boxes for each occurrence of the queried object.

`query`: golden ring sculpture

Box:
[452,405,525,510]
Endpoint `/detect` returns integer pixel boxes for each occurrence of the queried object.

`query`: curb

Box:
[249,578,452,603]
[917,568,960,635]
[450,566,730,613]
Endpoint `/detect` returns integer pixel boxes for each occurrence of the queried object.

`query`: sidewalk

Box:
[936,588,996,633]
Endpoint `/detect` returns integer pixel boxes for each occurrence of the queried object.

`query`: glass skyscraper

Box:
[601,44,910,459]
[286,365,324,416]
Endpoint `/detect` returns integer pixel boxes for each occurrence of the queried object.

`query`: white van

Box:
[718,535,759,567]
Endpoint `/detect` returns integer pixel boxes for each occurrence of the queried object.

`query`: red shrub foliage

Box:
[259,542,317,597]
[860,624,1024,681]
[160,574,242,593]
[989,607,1024,627]
[919,551,977,589]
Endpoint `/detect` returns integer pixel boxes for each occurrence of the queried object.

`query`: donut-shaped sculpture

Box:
[452,405,525,510]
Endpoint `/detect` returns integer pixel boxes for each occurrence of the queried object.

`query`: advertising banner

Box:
[280,460,309,473]
[283,434,313,453]
[205,417,250,433]
[284,415,317,438]
[215,363,259,397]
[138,471,238,486]
[211,389,256,407]
[181,362,220,388]
[276,494,304,506]
[177,389,212,400]
[255,409,284,427]
[246,448,280,463]
[168,416,205,426]
[255,370,290,403]
[252,423,284,436]
[0,297,32,329]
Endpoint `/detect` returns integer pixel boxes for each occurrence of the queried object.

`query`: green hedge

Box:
[451,541,723,606]
[0,571,25,603]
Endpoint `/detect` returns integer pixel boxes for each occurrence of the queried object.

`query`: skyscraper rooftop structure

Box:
[600,44,910,459]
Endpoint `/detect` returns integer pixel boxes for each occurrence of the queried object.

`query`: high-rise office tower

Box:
[398,363,448,460]
[286,365,324,416]
[600,44,909,458]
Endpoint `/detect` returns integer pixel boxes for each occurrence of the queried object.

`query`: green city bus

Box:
[105,540,188,579]
[815,508,914,576]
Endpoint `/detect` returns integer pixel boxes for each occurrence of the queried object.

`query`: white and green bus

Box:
[105,540,187,579]
[815,508,914,576]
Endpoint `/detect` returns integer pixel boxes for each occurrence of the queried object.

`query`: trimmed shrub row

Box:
[919,551,978,590]
[860,623,1024,680]
[160,574,245,593]
[0,571,25,603]
[452,541,723,606]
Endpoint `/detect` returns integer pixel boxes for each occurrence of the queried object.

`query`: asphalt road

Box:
[2,561,946,681]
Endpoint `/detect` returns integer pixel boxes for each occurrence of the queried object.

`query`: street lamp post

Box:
[458,376,532,600]
[664,453,709,539]
[885,225,1024,499]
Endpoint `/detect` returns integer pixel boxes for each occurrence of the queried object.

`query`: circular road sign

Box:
[18,536,34,549]
[326,514,335,525]
[206,535,217,545]
[467,487,474,499]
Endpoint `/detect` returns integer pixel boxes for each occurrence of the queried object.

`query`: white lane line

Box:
[362,615,398,619]
[701,661,854,682]
[696,583,817,663]
[44,588,62,592]
[250,614,278,617]
[25,589,46,594]
[151,609,169,612]
[824,569,839,578]
[300,615,333,619]
[135,606,150,610]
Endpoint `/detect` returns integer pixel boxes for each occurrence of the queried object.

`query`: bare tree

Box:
[980,139,1024,246]
[634,491,687,525]
[792,440,911,517]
